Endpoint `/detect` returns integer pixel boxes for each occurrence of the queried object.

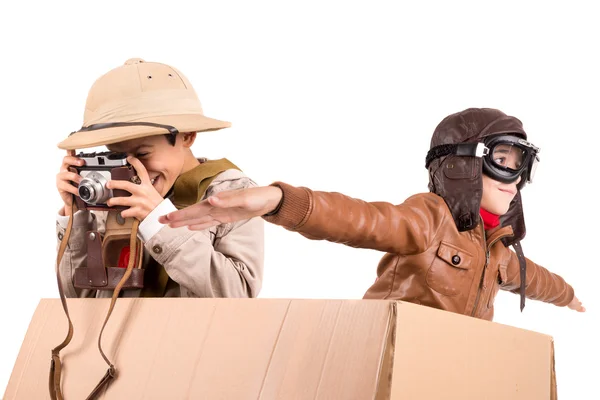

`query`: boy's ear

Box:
[181,132,197,148]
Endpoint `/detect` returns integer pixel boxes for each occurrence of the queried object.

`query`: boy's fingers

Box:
[107,179,140,194]
[58,181,80,196]
[167,215,214,228]
[207,196,224,206]
[208,190,245,208]
[61,156,84,170]
[160,189,247,224]
[119,208,139,219]
[107,196,133,207]
[127,156,150,183]
[162,202,210,222]
[58,170,82,184]
[159,210,187,223]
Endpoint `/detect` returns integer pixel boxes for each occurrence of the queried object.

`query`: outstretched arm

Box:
[502,250,584,312]
[161,182,448,255]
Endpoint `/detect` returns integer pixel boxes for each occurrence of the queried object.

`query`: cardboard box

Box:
[3,298,556,399]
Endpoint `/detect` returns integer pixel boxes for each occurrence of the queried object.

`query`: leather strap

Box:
[88,217,140,399]
[50,197,140,399]
[49,202,76,400]
[85,367,116,400]
[86,231,108,287]
[512,241,527,311]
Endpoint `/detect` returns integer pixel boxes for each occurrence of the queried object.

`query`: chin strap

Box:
[512,241,527,311]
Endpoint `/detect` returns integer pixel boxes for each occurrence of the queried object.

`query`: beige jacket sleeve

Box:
[144,169,264,298]
[56,170,264,298]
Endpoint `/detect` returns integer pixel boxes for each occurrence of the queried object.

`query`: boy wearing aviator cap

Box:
[161,108,584,320]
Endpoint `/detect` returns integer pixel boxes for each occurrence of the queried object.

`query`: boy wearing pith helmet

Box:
[55,58,264,299]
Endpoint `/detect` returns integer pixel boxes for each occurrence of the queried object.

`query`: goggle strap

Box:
[425,143,489,168]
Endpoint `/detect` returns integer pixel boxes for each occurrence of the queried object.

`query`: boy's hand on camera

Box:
[56,150,84,216]
[567,295,585,312]
[106,156,163,221]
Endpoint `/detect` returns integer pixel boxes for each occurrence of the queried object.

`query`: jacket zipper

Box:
[471,222,511,317]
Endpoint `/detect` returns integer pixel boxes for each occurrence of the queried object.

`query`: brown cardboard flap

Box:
[390,301,554,399]
[4,298,392,399]
[4,299,556,400]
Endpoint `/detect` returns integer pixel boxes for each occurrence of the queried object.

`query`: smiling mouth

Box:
[151,177,158,185]
[499,188,516,195]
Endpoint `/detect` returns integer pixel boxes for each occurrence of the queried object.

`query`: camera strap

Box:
[50,200,140,400]
[49,156,241,397]
[72,212,145,290]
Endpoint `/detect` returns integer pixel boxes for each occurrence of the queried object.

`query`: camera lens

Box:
[79,185,92,201]
[78,173,108,204]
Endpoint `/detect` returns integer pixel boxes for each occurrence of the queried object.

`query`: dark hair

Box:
[165,134,176,146]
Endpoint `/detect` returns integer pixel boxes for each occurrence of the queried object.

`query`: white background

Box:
[1,1,598,398]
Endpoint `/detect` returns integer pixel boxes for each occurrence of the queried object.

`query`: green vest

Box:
[140,158,240,297]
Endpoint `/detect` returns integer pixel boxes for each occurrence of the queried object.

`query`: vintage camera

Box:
[73,151,139,211]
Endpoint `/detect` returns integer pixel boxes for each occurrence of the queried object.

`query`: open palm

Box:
[159,186,282,230]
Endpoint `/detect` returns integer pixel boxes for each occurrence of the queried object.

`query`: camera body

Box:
[73,151,138,211]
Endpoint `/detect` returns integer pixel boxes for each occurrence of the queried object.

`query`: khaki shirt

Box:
[56,168,264,299]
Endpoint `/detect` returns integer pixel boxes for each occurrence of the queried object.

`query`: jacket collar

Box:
[485,225,514,247]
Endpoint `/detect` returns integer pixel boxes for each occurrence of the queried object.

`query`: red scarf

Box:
[480,208,500,230]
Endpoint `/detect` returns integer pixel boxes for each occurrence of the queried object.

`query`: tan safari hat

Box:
[58,58,231,150]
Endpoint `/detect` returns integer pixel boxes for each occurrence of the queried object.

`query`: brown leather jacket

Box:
[264,182,574,321]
